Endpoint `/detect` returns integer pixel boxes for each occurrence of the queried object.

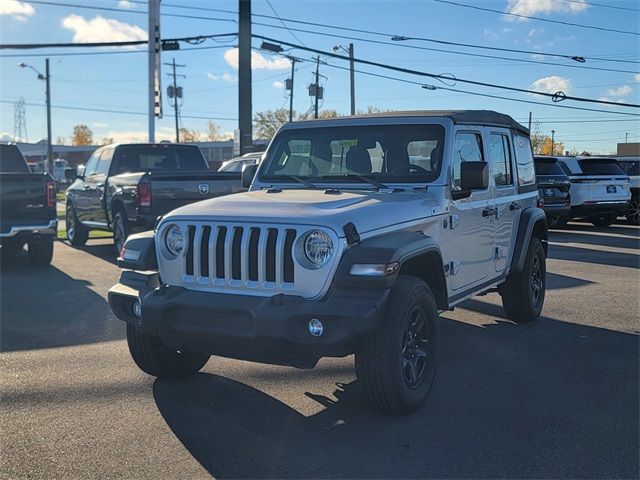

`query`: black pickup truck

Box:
[65,143,243,253]
[0,144,57,266]
[534,156,571,228]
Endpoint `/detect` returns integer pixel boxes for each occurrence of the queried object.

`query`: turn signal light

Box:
[137,183,151,207]
[46,180,56,208]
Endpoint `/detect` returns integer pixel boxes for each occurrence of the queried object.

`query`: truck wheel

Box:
[355,275,439,415]
[126,324,210,379]
[626,198,640,225]
[590,213,617,227]
[28,237,54,266]
[500,237,546,324]
[113,210,130,254]
[66,203,88,246]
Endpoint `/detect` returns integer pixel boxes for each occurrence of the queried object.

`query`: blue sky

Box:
[0,0,638,153]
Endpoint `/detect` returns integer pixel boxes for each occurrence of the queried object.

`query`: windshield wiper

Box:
[288,175,319,189]
[350,175,390,190]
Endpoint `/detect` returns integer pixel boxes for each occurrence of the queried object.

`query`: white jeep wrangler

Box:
[109,110,548,414]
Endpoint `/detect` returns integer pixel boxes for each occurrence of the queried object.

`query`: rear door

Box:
[74,149,102,222]
[89,148,113,225]
[487,129,518,274]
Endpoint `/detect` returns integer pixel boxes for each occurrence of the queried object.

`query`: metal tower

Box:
[13,97,28,143]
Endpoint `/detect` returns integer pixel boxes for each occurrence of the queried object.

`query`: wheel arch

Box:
[510,207,548,273]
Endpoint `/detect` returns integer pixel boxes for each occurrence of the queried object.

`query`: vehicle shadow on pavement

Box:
[59,240,118,266]
[550,230,640,251]
[0,249,123,352]
[549,243,639,269]
[153,314,638,479]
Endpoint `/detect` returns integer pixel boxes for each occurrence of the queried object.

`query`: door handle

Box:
[482,207,498,217]
[509,202,521,211]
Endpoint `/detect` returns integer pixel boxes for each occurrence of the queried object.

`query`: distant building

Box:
[617,143,640,156]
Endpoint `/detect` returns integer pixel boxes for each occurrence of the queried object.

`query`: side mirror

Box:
[241,163,258,188]
[64,169,76,181]
[451,161,488,200]
[76,165,86,178]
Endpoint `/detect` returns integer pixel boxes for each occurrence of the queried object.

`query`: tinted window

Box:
[95,149,113,175]
[619,160,640,176]
[0,145,29,173]
[513,135,536,186]
[534,159,565,176]
[262,124,445,183]
[84,150,102,176]
[113,145,207,174]
[489,134,512,186]
[579,160,625,176]
[453,132,483,189]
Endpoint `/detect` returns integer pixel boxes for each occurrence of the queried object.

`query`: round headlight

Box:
[304,230,334,267]
[164,224,184,257]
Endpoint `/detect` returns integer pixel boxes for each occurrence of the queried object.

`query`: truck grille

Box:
[183,223,297,286]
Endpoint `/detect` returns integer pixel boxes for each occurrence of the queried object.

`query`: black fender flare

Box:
[116,230,157,271]
[510,207,548,273]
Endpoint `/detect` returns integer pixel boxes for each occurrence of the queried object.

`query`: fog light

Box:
[132,300,142,318]
[308,318,324,337]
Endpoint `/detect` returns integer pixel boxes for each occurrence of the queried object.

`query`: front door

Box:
[487,129,519,274]
[75,149,101,223]
[448,130,495,291]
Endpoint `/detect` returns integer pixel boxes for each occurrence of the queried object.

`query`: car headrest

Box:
[346,147,372,175]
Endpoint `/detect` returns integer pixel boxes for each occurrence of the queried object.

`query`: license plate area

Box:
[606,185,617,193]
[544,188,554,197]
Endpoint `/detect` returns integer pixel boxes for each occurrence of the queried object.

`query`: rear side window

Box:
[534,159,564,176]
[513,134,536,187]
[0,145,29,173]
[488,133,513,186]
[113,146,208,174]
[619,160,640,176]
[579,160,626,176]
[453,132,484,190]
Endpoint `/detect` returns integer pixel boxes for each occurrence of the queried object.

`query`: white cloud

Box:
[506,0,587,21]
[206,72,236,83]
[597,97,627,105]
[634,74,640,82]
[223,48,290,71]
[606,85,632,97]
[0,132,14,142]
[528,75,572,95]
[104,127,174,144]
[483,28,500,40]
[531,53,545,59]
[273,80,285,89]
[117,0,135,8]
[92,122,108,128]
[61,14,146,43]
[0,0,34,21]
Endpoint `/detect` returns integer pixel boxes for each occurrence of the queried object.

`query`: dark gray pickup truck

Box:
[0,144,57,266]
[65,143,243,253]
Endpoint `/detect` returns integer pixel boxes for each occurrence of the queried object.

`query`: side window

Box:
[452,132,484,189]
[513,134,536,186]
[489,134,513,187]
[96,149,113,176]
[84,150,101,176]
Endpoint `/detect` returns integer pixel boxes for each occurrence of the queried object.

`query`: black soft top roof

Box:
[294,110,529,135]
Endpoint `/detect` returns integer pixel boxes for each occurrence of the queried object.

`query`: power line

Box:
[559,0,640,13]
[432,0,640,36]
[0,44,236,58]
[264,0,306,46]
[255,34,640,109]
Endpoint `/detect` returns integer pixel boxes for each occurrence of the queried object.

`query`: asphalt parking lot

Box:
[1,222,638,479]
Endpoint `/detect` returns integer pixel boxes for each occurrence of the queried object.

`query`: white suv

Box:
[109,110,548,414]
[614,156,639,225]
[556,156,631,227]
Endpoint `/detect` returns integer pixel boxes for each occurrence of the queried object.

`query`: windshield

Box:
[534,159,565,176]
[113,145,208,173]
[578,159,626,176]
[260,124,445,183]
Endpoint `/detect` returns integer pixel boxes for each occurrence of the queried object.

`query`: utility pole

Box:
[148,0,161,143]
[551,129,556,155]
[348,43,355,115]
[165,58,185,143]
[314,55,320,119]
[44,59,52,174]
[626,132,629,143]
[238,0,253,154]
[528,111,532,132]
[287,56,296,122]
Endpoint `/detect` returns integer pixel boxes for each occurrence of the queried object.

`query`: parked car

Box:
[109,110,548,414]
[613,156,639,224]
[554,156,631,227]
[52,158,74,186]
[0,144,57,266]
[65,143,245,253]
[218,152,262,172]
[534,156,571,227]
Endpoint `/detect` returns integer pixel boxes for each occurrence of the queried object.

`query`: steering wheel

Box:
[390,164,429,174]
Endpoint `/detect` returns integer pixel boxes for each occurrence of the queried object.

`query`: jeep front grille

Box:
[183,223,297,286]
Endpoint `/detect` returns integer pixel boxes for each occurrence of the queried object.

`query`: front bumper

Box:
[108,271,388,368]
[571,201,630,217]
[0,219,58,239]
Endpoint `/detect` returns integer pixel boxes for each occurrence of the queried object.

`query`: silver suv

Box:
[109,110,548,414]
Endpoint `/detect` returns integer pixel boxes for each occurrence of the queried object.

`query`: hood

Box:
[164,188,440,236]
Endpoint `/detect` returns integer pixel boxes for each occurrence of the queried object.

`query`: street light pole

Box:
[551,129,556,155]
[314,55,320,119]
[288,56,296,122]
[45,58,52,174]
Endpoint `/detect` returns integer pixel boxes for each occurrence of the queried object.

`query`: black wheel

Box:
[126,323,210,379]
[356,275,439,414]
[66,203,88,246]
[113,210,130,254]
[28,237,54,266]
[500,237,546,324]
[551,215,569,228]
[626,198,640,225]
[1,239,24,252]
[590,213,617,227]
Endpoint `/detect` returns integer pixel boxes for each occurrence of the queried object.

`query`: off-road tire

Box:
[550,215,569,228]
[28,237,54,266]
[113,210,130,254]
[66,203,88,246]
[590,213,617,227]
[500,237,546,323]
[126,323,210,379]
[626,198,640,225]
[355,275,439,415]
